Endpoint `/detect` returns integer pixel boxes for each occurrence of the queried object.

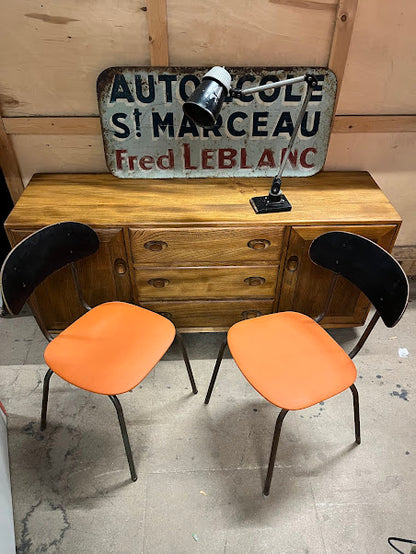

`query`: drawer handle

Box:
[114,258,127,275]
[244,276,266,286]
[241,310,263,319]
[286,255,299,272]
[247,239,271,250]
[148,278,170,288]
[158,311,173,320]
[144,240,168,252]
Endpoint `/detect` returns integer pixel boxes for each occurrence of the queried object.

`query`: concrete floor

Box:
[0,288,415,553]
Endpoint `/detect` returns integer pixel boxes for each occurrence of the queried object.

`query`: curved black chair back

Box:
[309,231,409,328]
[1,222,99,315]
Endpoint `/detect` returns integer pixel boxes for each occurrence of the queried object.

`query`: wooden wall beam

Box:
[0,116,24,203]
[328,0,359,110]
[3,117,101,135]
[147,0,169,66]
[332,115,416,133]
[4,115,416,136]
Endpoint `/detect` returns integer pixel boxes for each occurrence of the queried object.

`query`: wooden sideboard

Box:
[4,172,401,333]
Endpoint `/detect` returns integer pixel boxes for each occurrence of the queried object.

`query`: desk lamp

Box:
[183,66,318,214]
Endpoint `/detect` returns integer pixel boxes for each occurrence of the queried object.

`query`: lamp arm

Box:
[275,75,316,182]
[230,74,307,97]
[231,73,318,201]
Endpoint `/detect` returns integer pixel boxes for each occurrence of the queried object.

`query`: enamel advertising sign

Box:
[97,67,336,179]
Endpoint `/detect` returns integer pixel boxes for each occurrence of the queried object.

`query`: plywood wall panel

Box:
[0,1,150,117]
[11,136,107,185]
[2,0,415,249]
[336,0,416,115]
[167,0,337,67]
[325,132,416,244]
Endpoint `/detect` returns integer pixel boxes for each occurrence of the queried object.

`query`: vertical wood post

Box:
[328,0,359,112]
[0,115,24,203]
[147,0,169,66]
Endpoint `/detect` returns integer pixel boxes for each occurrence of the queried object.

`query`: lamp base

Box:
[250,195,292,214]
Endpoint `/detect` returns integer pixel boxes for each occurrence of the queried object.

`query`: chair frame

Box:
[1,224,197,482]
[205,281,364,495]
[41,261,197,482]
[204,232,408,496]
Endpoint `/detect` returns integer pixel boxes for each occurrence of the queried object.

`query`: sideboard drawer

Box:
[129,227,285,264]
[135,265,278,300]
[140,299,275,329]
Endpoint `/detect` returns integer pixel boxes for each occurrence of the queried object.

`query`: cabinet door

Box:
[278,225,398,327]
[9,228,131,331]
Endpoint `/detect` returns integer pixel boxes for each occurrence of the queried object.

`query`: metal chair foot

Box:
[350,384,361,445]
[109,395,137,482]
[263,409,289,496]
[204,339,227,405]
[176,332,198,394]
[40,368,54,431]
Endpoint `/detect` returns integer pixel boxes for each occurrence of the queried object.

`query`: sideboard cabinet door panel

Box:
[278,224,398,327]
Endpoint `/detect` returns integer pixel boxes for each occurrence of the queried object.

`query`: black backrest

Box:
[309,231,409,328]
[1,222,99,315]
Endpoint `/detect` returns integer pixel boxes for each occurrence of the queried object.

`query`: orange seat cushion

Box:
[44,302,176,395]
[227,311,357,410]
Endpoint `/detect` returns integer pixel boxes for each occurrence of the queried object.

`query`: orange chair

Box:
[205,231,409,496]
[1,222,197,481]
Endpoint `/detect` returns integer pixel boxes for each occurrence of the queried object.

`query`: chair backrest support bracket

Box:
[314,272,340,324]
[348,311,381,360]
[70,262,92,312]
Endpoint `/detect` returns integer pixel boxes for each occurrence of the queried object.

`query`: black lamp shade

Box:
[183,79,227,128]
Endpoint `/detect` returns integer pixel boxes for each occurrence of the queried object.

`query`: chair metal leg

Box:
[40,368,54,431]
[350,384,361,445]
[108,395,137,482]
[263,409,289,497]
[204,339,227,405]
[176,332,198,394]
